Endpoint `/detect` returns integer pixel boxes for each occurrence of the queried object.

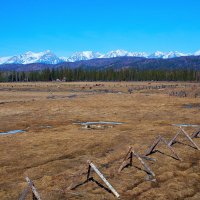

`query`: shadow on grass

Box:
[152,150,180,160]
[171,141,197,150]
[71,177,113,195]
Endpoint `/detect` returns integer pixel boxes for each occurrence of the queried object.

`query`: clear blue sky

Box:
[0,0,200,57]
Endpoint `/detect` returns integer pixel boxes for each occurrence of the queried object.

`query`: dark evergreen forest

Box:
[0,68,200,82]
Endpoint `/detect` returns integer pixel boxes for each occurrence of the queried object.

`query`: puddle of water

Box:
[172,124,200,127]
[0,130,25,135]
[74,121,124,126]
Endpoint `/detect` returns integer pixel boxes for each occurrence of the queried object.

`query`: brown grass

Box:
[0,81,200,200]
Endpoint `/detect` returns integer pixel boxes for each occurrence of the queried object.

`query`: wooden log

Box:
[25,177,41,200]
[67,165,88,190]
[139,155,156,162]
[161,137,182,160]
[88,161,120,198]
[118,146,132,172]
[87,165,91,181]
[168,130,181,146]
[122,146,132,163]
[132,150,155,177]
[19,186,30,200]
[180,127,200,150]
[191,129,200,138]
[144,136,162,156]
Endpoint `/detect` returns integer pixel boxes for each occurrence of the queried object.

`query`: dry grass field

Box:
[0,81,200,200]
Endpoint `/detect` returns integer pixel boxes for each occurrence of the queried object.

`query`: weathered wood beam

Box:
[118,146,133,173]
[132,150,155,177]
[191,129,200,139]
[25,177,41,200]
[19,186,30,200]
[88,161,120,198]
[168,130,181,146]
[19,177,41,200]
[161,137,182,161]
[144,136,162,156]
[139,155,156,162]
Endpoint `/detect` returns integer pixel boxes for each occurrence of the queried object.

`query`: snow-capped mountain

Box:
[149,51,190,59]
[0,49,199,65]
[0,56,12,64]
[194,50,200,56]
[103,49,149,58]
[0,50,63,65]
[66,51,103,62]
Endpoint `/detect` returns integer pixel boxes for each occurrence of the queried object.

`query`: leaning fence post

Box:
[19,177,41,200]
[87,160,120,198]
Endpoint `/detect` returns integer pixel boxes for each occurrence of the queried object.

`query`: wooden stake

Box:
[87,161,120,198]
[68,161,120,198]
[132,150,155,177]
[19,177,41,200]
[25,177,41,200]
[191,129,200,139]
[145,136,162,156]
[168,130,181,146]
[161,137,182,160]
[19,186,30,200]
[118,146,133,172]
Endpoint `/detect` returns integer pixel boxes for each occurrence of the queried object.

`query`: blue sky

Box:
[0,0,200,57]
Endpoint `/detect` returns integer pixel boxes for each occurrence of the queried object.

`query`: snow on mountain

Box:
[66,51,103,62]
[149,51,190,59]
[103,49,148,58]
[0,49,199,65]
[0,56,12,64]
[194,50,200,56]
[103,50,131,58]
[34,51,63,64]
[1,50,63,65]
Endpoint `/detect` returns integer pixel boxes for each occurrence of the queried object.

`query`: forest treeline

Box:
[0,68,200,82]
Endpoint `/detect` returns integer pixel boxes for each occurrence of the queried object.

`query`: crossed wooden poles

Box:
[20,126,199,199]
[19,177,41,200]
[144,135,182,160]
[68,160,120,198]
[118,146,156,180]
[168,127,200,150]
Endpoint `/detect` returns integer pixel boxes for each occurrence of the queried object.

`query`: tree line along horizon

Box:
[0,67,200,82]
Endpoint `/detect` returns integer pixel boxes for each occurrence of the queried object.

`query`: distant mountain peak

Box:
[66,51,103,62]
[0,49,199,65]
[194,50,200,56]
[0,50,63,65]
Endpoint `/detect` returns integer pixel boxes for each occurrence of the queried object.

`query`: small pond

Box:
[0,130,25,135]
[172,124,200,127]
[75,121,124,126]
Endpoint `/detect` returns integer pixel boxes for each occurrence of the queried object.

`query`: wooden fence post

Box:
[87,161,120,198]
[19,177,41,200]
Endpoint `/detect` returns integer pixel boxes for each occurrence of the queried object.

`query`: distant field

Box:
[0,81,200,200]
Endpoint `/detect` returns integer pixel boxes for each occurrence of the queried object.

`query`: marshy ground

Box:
[0,81,200,200]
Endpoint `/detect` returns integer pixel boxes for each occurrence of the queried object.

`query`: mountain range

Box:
[0,49,200,65]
